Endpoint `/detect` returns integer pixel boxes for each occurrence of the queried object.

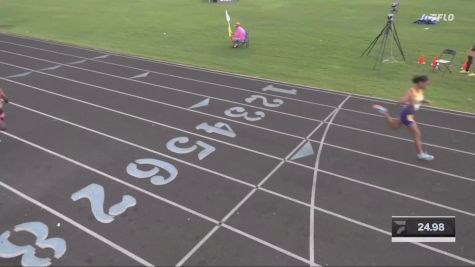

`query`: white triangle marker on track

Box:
[189,98,210,109]
[130,72,150,79]
[6,71,32,78]
[290,141,314,160]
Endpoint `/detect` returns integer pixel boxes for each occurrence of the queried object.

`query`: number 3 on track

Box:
[224,107,265,122]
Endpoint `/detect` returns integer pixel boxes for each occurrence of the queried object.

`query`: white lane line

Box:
[222,224,319,266]
[130,71,149,79]
[284,159,475,217]
[3,124,473,266]
[349,94,475,119]
[174,104,338,266]
[1,34,473,264]
[287,160,475,217]
[341,108,475,135]
[5,71,32,78]
[0,181,154,267]
[258,188,475,266]
[0,60,304,141]
[3,77,285,161]
[0,131,219,224]
[4,41,474,137]
[10,87,475,219]
[9,89,475,220]
[317,169,475,217]
[312,204,475,266]
[0,131,316,267]
[0,49,323,124]
[0,39,337,110]
[1,47,474,150]
[1,34,473,120]
[329,123,475,156]
[39,65,61,71]
[0,50,475,157]
[314,142,475,182]
[309,95,351,264]
[4,63,474,158]
[7,101,256,189]
[174,225,220,267]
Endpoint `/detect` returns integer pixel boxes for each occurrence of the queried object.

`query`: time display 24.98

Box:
[392,217,455,238]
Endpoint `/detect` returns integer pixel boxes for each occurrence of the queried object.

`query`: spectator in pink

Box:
[232,22,247,48]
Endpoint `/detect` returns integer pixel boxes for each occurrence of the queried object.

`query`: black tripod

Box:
[361,14,406,67]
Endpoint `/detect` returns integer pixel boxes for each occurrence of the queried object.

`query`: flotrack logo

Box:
[429,13,455,22]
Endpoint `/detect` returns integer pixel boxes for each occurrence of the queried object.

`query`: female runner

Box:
[372,75,434,161]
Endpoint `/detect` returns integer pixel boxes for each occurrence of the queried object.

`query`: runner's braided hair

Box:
[412,75,429,84]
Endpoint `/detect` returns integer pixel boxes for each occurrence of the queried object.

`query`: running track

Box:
[0,33,474,266]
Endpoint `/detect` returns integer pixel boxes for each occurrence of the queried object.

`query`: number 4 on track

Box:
[196,122,236,138]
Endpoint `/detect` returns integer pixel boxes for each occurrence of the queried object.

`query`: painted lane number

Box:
[0,222,66,267]
[71,184,136,224]
[166,137,216,160]
[126,158,178,185]
[245,95,284,108]
[224,107,265,122]
[196,122,236,138]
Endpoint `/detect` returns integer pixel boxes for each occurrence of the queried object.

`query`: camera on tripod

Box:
[390,1,400,13]
[361,0,406,67]
[387,13,395,21]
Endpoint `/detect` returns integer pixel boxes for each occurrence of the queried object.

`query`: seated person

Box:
[232,22,247,48]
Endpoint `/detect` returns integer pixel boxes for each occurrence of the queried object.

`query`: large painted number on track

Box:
[166,137,216,160]
[0,222,66,267]
[262,85,297,95]
[126,158,178,185]
[71,183,136,223]
[224,107,265,122]
[245,95,284,108]
[196,122,236,138]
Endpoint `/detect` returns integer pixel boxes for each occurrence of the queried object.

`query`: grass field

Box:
[0,0,474,112]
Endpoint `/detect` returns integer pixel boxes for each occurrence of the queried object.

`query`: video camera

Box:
[387,0,400,22]
[390,1,400,14]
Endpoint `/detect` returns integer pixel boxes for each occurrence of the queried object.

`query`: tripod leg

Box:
[361,24,388,57]
[391,24,406,61]
[375,26,390,67]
